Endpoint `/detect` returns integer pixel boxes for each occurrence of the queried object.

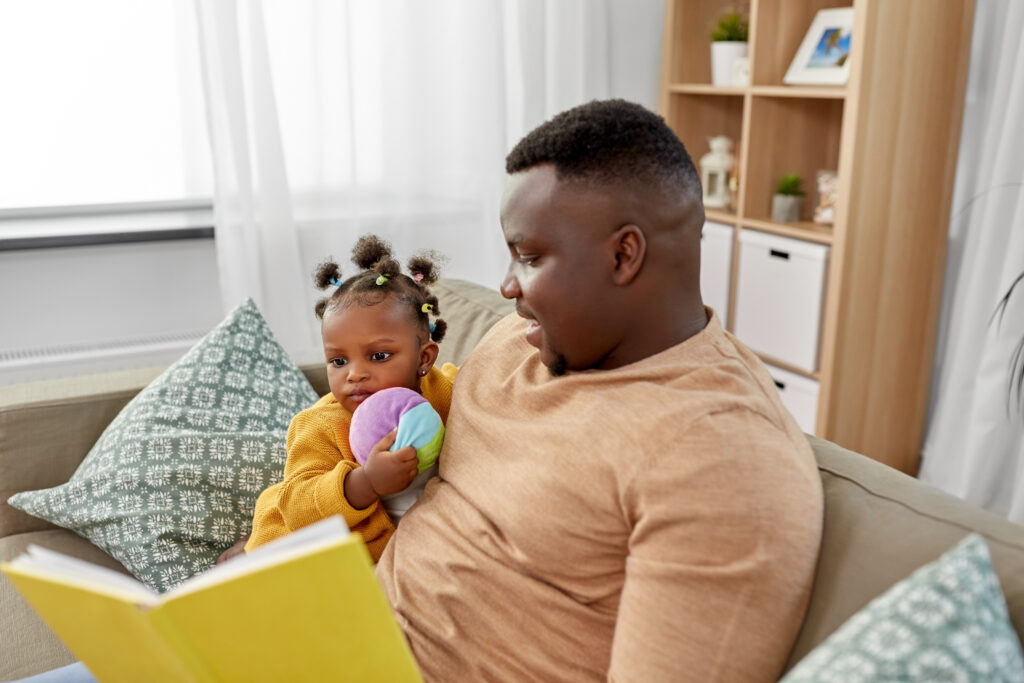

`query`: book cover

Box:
[2,516,421,682]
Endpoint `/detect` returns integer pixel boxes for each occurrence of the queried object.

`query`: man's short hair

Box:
[505,99,701,200]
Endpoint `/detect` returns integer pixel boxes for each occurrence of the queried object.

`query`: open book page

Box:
[4,515,352,605]
[170,515,351,598]
[6,546,158,605]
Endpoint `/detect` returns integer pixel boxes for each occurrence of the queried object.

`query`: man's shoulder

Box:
[460,313,530,372]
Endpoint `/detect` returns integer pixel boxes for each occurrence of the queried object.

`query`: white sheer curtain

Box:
[195,0,663,361]
[919,1,1024,521]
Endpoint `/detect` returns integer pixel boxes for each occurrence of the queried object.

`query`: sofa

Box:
[2,277,1024,680]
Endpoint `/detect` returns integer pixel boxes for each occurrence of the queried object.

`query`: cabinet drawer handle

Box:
[774,380,786,390]
[770,249,790,260]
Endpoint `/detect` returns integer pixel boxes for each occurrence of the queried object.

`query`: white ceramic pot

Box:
[772,194,803,223]
[711,41,748,87]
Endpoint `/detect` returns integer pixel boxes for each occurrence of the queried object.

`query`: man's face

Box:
[499,164,619,375]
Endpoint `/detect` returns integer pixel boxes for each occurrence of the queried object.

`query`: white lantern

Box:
[699,135,735,209]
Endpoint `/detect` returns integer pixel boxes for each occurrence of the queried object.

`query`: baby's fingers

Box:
[389,445,418,464]
[371,428,398,453]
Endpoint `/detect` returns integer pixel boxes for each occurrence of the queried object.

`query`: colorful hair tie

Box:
[329,277,343,287]
[429,321,437,333]
[413,272,424,282]
[375,274,389,286]
[421,303,433,314]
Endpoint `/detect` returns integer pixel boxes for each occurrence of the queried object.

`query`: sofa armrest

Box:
[0,366,165,538]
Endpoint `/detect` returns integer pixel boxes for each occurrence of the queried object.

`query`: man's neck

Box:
[597,299,709,371]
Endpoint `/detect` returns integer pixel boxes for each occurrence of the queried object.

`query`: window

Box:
[0,1,212,212]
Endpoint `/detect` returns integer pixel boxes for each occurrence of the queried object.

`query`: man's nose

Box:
[500,270,520,299]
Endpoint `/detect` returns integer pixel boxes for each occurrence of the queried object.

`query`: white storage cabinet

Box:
[734,231,829,373]
[699,221,733,323]
[765,363,820,435]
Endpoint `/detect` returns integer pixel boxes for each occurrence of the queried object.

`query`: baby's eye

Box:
[329,358,347,367]
[516,254,537,265]
[370,351,392,362]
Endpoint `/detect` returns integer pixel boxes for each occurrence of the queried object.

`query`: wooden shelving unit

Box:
[660,0,976,473]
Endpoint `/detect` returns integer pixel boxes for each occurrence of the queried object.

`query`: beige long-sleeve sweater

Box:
[376,312,823,681]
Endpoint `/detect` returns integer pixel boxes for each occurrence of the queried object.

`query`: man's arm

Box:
[608,410,822,681]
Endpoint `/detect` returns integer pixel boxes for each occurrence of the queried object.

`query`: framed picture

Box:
[731,57,750,87]
[783,8,854,86]
[813,169,838,226]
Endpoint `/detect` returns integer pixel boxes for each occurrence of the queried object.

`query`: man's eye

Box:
[330,358,347,367]
[371,352,392,361]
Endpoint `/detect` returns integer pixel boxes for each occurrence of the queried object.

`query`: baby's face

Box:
[322,297,427,413]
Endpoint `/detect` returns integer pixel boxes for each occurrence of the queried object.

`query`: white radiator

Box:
[0,237,224,387]
[0,330,207,386]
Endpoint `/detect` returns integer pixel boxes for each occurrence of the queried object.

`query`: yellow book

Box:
[1,516,421,683]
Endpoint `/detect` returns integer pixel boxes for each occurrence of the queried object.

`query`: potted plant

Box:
[710,10,749,87]
[772,173,804,222]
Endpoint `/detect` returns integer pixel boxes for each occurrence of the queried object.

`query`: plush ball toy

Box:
[348,387,445,472]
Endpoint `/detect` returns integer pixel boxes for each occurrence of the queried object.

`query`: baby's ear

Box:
[419,340,440,373]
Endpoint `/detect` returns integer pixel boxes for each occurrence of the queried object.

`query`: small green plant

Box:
[775,173,805,196]
[710,11,749,42]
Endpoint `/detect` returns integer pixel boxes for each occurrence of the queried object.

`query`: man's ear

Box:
[419,340,440,375]
[610,224,646,286]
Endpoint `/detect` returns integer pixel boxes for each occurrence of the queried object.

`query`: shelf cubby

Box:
[750,0,854,86]
[661,0,976,473]
[664,93,744,173]
[742,95,844,223]
[662,0,748,85]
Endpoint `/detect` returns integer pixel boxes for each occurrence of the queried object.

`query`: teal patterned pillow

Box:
[8,299,318,593]
[783,534,1024,682]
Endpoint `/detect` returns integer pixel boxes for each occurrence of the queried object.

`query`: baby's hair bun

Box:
[430,318,448,343]
[352,235,400,275]
[312,234,449,341]
[314,260,343,290]
[408,252,444,285]
[314,297,330,320]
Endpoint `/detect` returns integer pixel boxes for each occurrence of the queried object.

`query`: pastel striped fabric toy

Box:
[349,387,445,472]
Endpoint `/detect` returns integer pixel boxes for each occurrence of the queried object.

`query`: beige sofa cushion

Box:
[786,436,1024,669]
[0,366,166,540]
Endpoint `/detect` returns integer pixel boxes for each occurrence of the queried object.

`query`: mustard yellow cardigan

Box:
[246,363,458,561]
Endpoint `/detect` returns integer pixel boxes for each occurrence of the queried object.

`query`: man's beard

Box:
[547,354,568,377]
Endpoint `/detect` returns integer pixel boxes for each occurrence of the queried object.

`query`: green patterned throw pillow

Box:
[8,299,319,593]
[783,534,1024,682]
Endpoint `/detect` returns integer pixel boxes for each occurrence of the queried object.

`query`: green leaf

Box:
[775,173,805,196]
[710,11,749,42]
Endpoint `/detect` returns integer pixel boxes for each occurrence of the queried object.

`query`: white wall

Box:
[0,238,223,383]
[608,0,664,111]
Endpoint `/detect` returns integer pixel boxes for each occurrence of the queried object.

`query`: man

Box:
[376,99,823,680]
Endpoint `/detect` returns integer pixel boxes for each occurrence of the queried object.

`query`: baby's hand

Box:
[362,429,418,496]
